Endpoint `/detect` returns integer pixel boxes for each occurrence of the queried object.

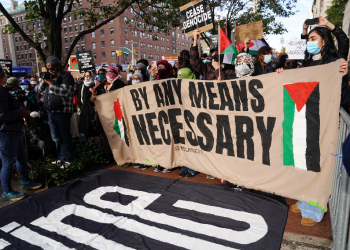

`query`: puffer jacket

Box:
[0,87,23,132]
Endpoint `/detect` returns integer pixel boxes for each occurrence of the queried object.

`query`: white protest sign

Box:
[286,40,306,60]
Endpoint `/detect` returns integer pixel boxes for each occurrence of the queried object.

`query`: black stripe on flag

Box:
[122,118,129,146]
[305,84,320,172]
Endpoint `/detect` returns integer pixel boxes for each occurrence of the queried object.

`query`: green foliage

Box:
[29,137,109,187]
[326,0,345,28]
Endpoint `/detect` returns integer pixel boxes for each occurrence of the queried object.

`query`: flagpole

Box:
[218,27,221,79]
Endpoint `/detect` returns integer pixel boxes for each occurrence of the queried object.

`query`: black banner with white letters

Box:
[0,170,288,249]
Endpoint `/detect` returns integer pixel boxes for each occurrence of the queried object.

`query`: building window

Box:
[124,17,127,22]
[99,7,103,13]
[182,42,185,47]
[38,22,41,28]
[19,37,22,42]
[91,32,95,38]
[167,47,170,52]
[18,55,20,60]
[74,15,77,21]
[24,45,27,50]
[111,51,115,58]
[93,53,96,60]
[76,46,79,51]
[100,18,103,24]
[22,54,24,59]
[29,53,32,58]
[69,26,72,33]
[125,28,128,35]
[101,41,105,48]
[172,40,175,46]
[15,37,18,42]
[82,45,85,51]
[80,24,84,31]
[3,39,6,45]
[110,28,114,35]
[25,54,28,59]
[100,30,104,36]
[17,17,19,22]
[172,31,175,37]
[134,31,137,37]
[79,1,82,7]
[178,41,180,46]
[187,43,189,48]
[4,47,7,53]
[81,35,85,42]
[63,17,66,23]
[125,40,128,45]
[16,46,19,51]
[68,16,72,22]
[65,38,68,44]
[110,39,114,46]
[20,46,23,50]
[70,37,73,42]
[102,52,106,59]
[64,27,67,34]
[26,25,29,31]
[173,48,176,54]
[92,42,96,49]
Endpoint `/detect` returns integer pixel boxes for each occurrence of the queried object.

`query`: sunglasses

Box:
[158,65,166,70]
[85,75,91,78]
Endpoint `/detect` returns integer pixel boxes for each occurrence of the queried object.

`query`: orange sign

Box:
[164,56,179,59]
[69,56,79,71]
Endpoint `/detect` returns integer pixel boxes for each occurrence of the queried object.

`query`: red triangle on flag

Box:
[284,82,319,112]
[113,98,123,121]
[219,27,232,53]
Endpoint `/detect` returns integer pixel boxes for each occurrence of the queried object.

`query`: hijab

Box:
[234,53,255,78]
[177,68,196,79]
[106,65,122,83]
[156,60,173,80]
[84,70,95,87]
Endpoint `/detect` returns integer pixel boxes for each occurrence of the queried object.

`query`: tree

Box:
[0,0,189,66]
[326,0,346,28]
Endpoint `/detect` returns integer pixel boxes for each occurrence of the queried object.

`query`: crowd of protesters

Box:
[1,16,350,228]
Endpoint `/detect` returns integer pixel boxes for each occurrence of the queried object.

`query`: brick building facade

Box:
[0,0,191,70]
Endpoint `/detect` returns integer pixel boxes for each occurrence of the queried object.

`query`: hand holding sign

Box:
[192,28,201,46]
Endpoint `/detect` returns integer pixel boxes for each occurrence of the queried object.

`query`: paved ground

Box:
[0,164,334,249]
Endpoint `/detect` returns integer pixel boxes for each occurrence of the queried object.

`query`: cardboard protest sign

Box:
[235,21,263,43]
[76,50,95,72]
[286,40,307,60]
[180,0,213,37]
[0,59,12,76]
[95,61,343,209]
[68,56,79,71]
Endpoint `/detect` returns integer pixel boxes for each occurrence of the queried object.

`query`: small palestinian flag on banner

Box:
[282,82,320,172]
[113,98,129,146]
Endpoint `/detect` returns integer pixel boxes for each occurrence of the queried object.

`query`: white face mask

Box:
[235,62,251,77]
[132,80,140,84]
[30,81,37,85]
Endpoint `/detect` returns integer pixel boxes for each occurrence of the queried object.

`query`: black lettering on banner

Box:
[206,82,220,110]
[153,84,165,107]
[189,82,207,108]
[256,117,276,165]
[168,108,185,144]
[218,82,234,111]
[158,111,171,145]
[235,116,254,160]
[145,113,162,145]
[138,86,150,109]
[249,79,265,113]
[184,110,198,146]
[231,80,248,111]
[197,112,214,151]
[130,89,142,111]
[132,115,150,145]
[172,79,182,105]
[162,80,176,106]
[216,115,234,156]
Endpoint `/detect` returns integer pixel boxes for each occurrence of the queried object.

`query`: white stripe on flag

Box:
[118,119,125,142]
[223,54,233,64]
[293,105,307,170]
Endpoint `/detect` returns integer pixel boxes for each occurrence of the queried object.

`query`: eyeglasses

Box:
[85,75,91,78]
[158,65,166,70]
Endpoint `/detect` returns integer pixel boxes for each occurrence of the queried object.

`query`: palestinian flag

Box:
[237,40,255,53]
[282,82,320,172]
[113,98,129,146]
[248,39,268,56]
[219,27,239,64]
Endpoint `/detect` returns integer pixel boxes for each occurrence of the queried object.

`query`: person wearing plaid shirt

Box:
[190,28,236,81]
[38,56,76,169]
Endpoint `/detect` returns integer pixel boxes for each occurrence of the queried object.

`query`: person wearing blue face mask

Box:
[253,46,273,76]
[289,18,350,227]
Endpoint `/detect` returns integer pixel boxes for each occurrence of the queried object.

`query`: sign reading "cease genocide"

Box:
[95,61,343,209]
[180,0,213,37]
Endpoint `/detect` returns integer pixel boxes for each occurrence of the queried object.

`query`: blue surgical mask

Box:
[21,85,28,90]
[264,55,272,64]
[97,74,106,81]
[306,41,322,55]
[135,70,142,74]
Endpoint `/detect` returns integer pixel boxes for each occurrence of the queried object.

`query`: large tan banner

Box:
[95,61,342,209]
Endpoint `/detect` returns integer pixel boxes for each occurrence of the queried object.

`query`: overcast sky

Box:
[3,0,313,51]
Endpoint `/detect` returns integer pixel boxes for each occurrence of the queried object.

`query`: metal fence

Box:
[329,107,350,250]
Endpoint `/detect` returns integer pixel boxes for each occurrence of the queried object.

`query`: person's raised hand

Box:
[192,28,201,41]
[303,19,310,30]
[340,61,348,76]
[244,37,250,45]
[151,66,157,77]
[317,16,329,26]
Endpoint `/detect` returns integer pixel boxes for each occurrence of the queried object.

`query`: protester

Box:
[134,63,148,82]
[252,46,273,76]
[234,53,255,78]
[127,70,134,85]
[179,49,200,78]
[137,59,150,81]
[150,60,174,81]
[177,67,198,178]
[77,70,96,138]
[132,72,143,84]
[190,28,236,80]
[0,65,42,201]
[38,56,76,169]
[90,66,126,162]
[288,23,350,227]
[29,76,40,101]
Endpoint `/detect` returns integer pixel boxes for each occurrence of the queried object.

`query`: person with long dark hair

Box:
[289,20,350,227]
